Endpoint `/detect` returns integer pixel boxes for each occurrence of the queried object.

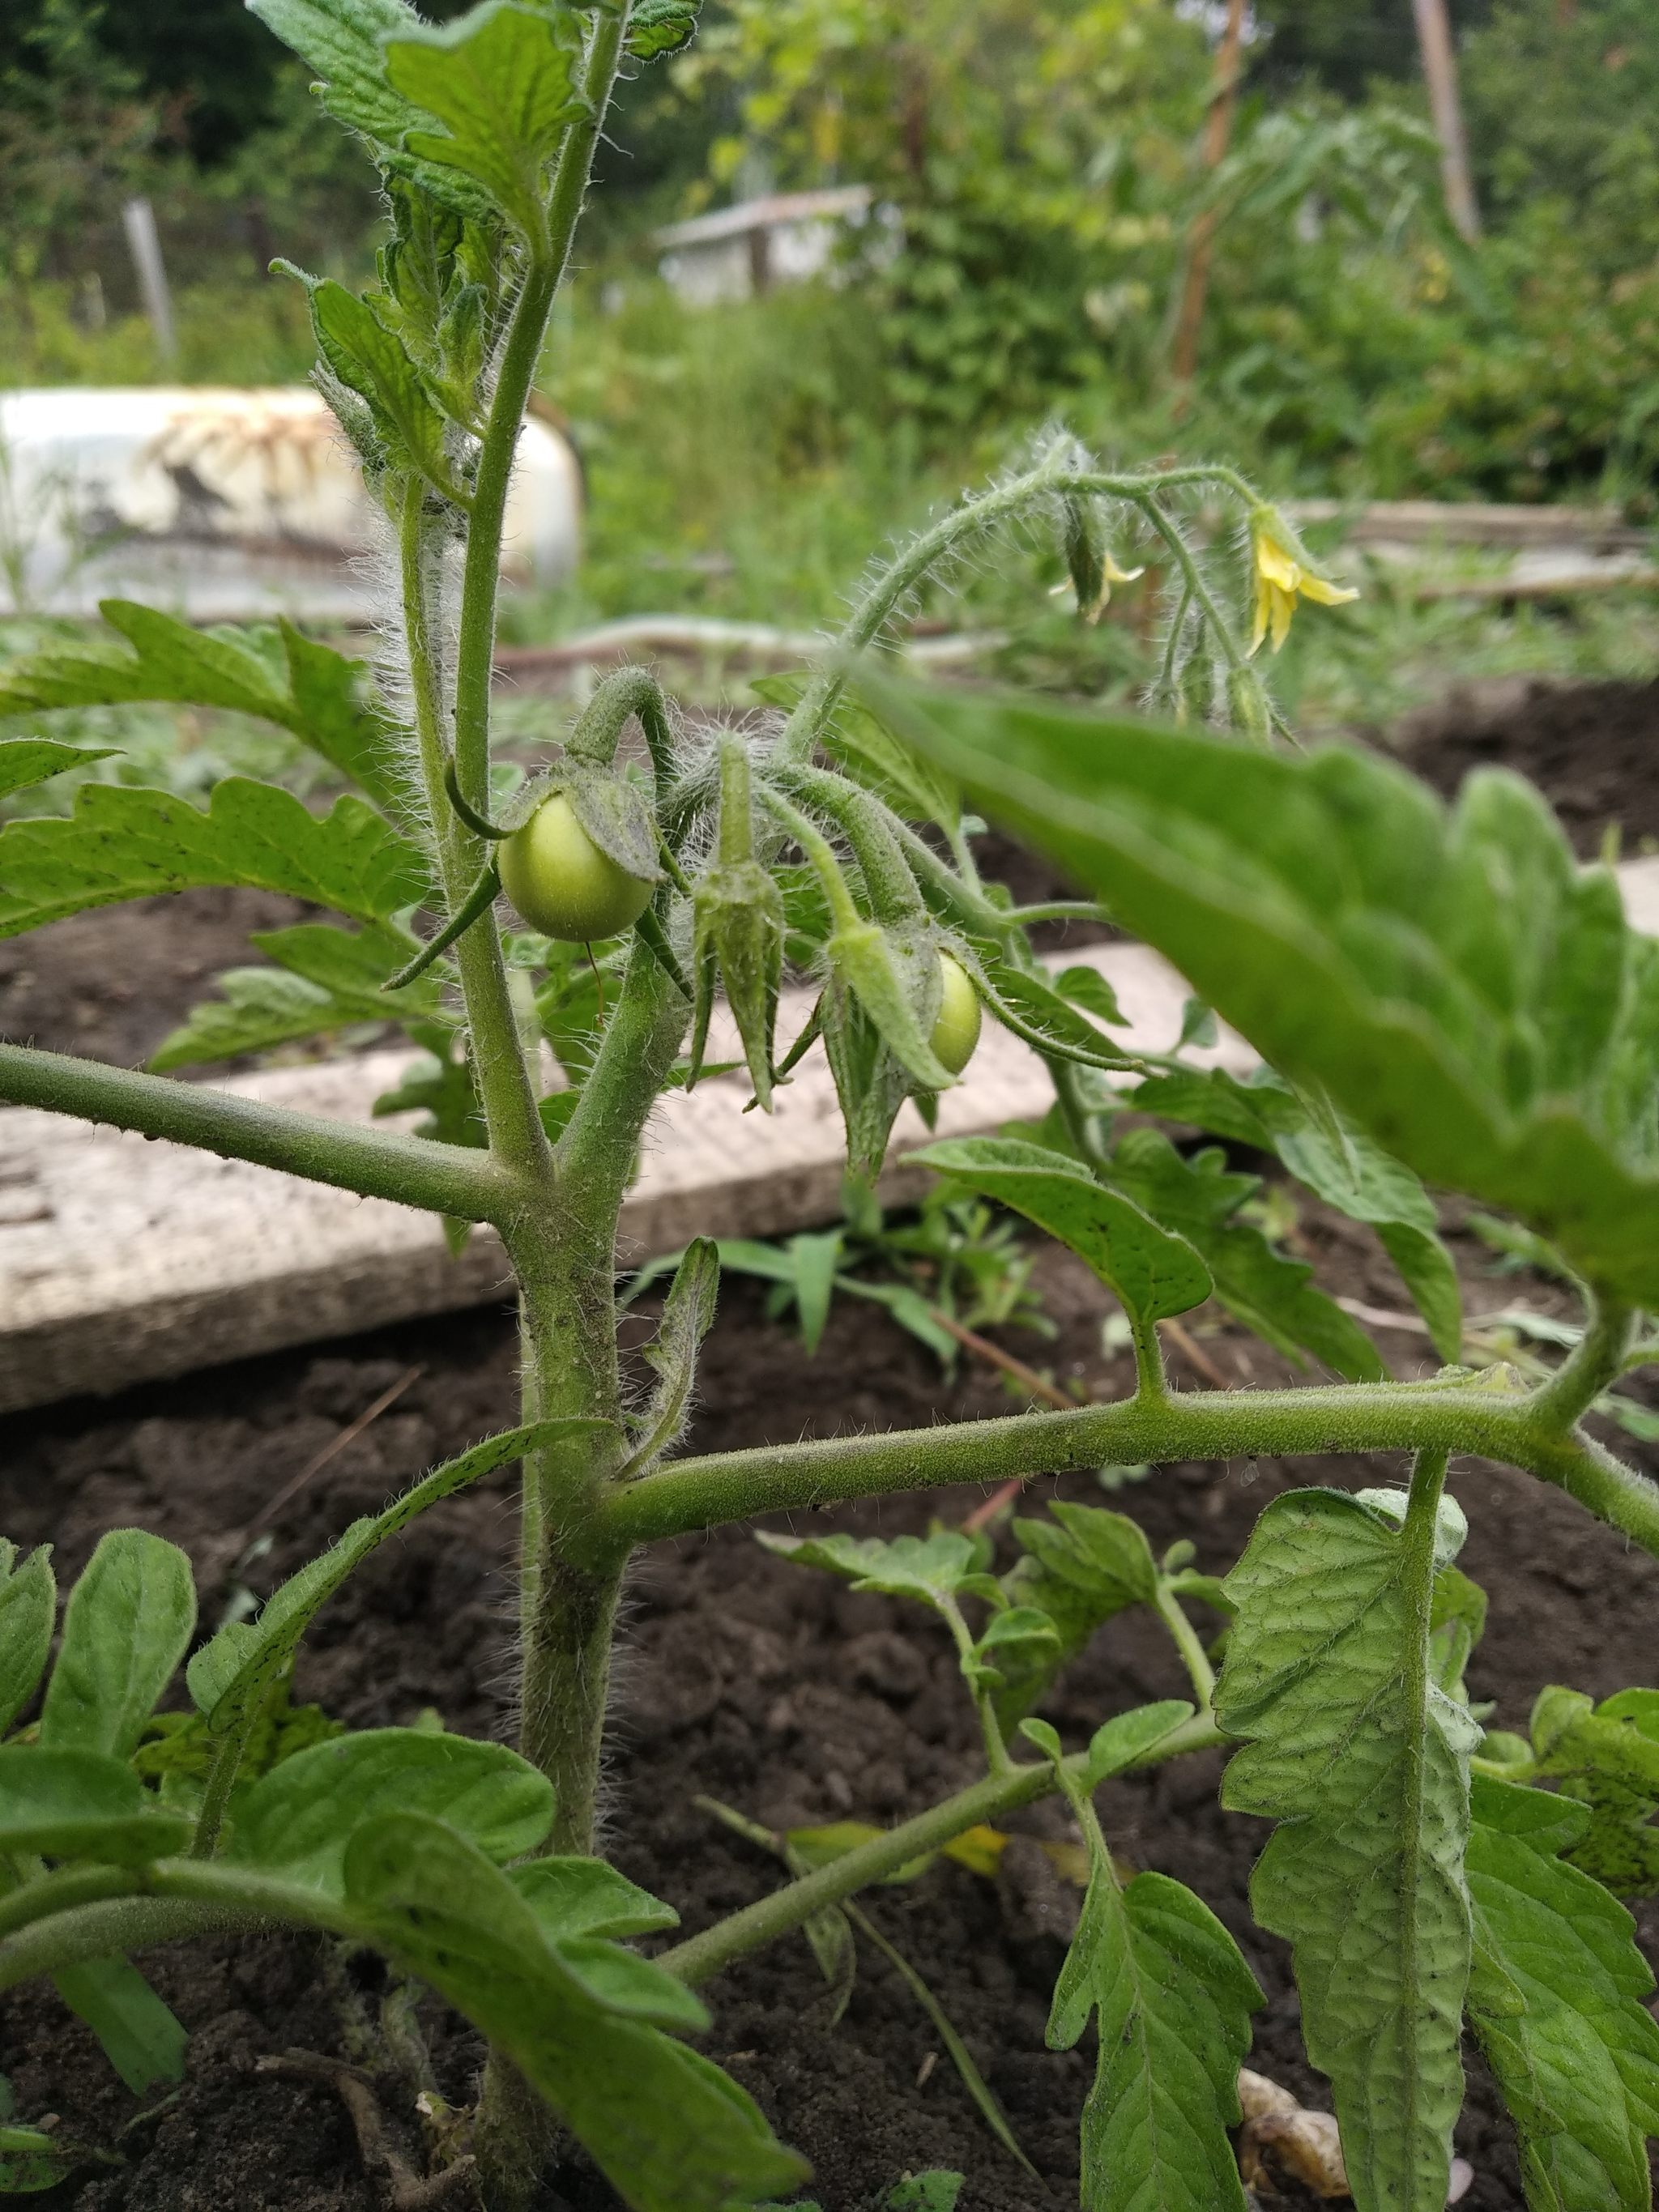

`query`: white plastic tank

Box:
[0,386,582,622]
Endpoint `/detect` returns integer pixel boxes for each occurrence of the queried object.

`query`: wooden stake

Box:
[1170,0,1248,390]
[1412,0,1482,243]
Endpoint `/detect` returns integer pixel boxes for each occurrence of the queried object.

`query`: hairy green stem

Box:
[597,1377,1659,1559]
[1397,1446,1452,2173]
[1529,1295,1636,1432]
[400,487,550,1178]
[450,11,627,811]
[775,458,1265,768]
[510,944,688,1849]
[1154,1578,1217,1707]
[659,1711,1223,1988]
[0,1041,508,1219]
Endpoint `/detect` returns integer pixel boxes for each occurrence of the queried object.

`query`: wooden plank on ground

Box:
[0,943,1244,1413]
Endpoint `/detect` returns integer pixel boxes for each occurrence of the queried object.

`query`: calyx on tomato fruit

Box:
[929,952,982,1076]
[500,793,656,943]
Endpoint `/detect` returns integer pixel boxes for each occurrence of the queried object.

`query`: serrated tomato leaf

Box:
[1047,1851,1260,2212]
[1108,1127,1386,1379]
[0,739,120,801]
[992,1503,1158,1724]
[1466,1775,1659,2210]
[1527,1686,1659,1897]
[0,603,406,812]
[756,1528,981,1613]
[385,2,586,241]
[0,780,429,938]
[1217,1489,1479,2212]
[905,1136,1211,1327]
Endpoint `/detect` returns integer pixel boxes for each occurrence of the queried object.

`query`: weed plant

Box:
[3,6,1659,2210]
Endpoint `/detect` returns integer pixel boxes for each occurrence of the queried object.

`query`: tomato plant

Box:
[2,4,1659,2209]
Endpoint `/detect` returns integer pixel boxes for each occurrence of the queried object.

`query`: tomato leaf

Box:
[992,1504,1159,1724]
[1466,1775,1659,2210]
[0,1748,191,1865]
[873,680,1659,1308]
[0,1541,55,1736]
[148,923,441,1073]
[0,604,407,812]
[249,0,496,216]
[904,1136,1212,1328]
[1131,1066,1462,1362]
[0,780,429,939]
[51,1958,190,2096]
[39,1532,196,1762]
[506,1857,680,1943]
[1217,1489,1480,2212]
[1028,1715,1260,2212]
[0,739,120,801]
[756,1528,983,1613]
[1528,1686,1659,1897]
[384,2,586,241]
[225,1729,554,1893]
[1107,1127,1387,1379]
[343,1812,810,2210]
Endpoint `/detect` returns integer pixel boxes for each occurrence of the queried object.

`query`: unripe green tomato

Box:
[499,794,655,942]
[930,953,982,1076]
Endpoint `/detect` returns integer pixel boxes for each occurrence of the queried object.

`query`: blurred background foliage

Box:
[2,0,1658,720]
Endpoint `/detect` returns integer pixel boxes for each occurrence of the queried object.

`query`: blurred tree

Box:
[1247,0,1493,100]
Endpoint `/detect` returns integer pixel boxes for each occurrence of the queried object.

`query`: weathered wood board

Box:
[0,943,1245,1412]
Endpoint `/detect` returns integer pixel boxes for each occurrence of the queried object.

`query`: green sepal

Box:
[827,916,956,1092]
[691,854,785,1106]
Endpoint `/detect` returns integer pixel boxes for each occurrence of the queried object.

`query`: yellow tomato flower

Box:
[1247,506,1358,654]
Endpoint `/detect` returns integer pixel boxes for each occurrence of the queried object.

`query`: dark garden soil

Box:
[3,677,1659,2209]
[1391,673,1659,860]
[6,1225,1659,2212]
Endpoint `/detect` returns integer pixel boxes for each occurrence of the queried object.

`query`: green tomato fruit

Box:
[929,953,982,1076]
[499,793,655,943]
